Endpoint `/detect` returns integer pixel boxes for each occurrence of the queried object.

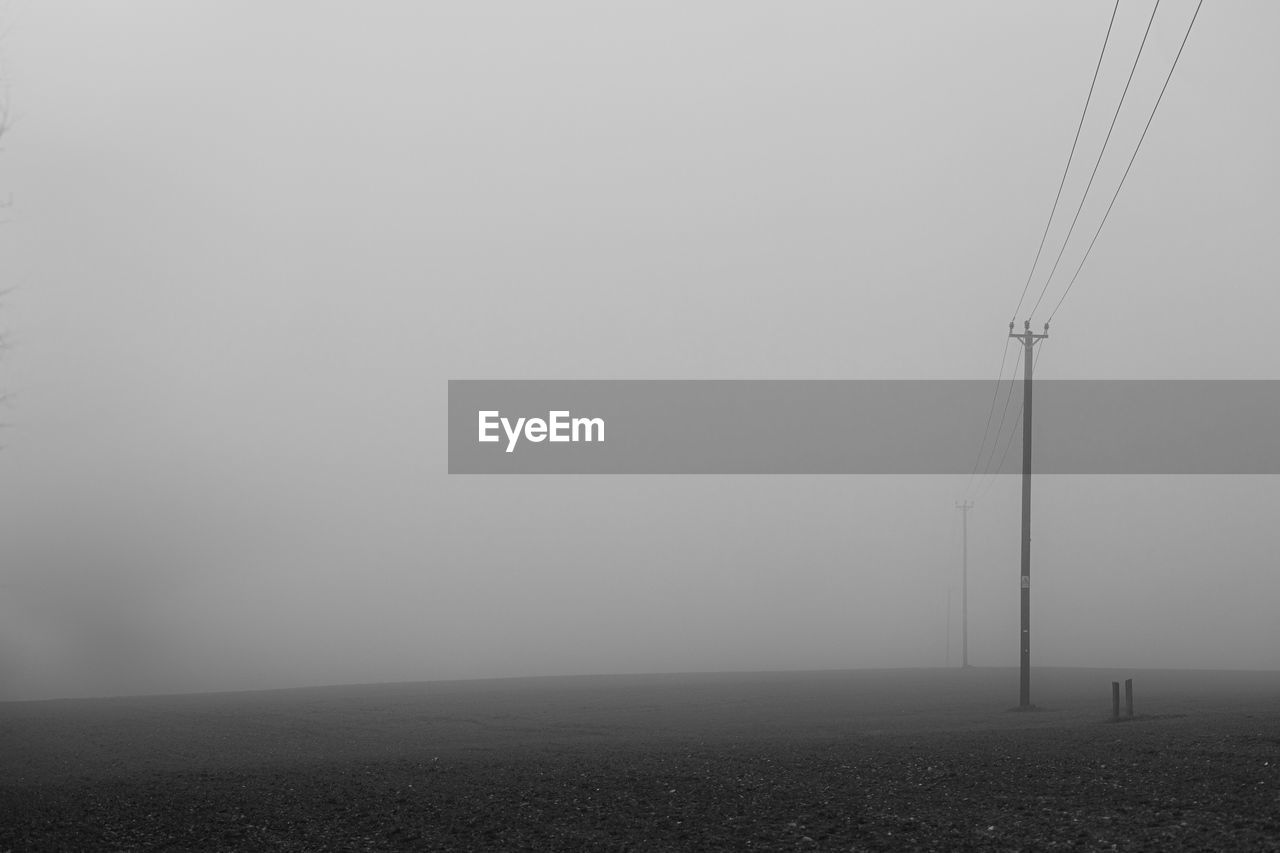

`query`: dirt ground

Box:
[1,668,1278,851]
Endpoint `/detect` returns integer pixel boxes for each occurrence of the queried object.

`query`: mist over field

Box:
[0,1,1278,700]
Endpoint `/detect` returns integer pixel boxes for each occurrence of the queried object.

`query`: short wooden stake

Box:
[1124,678,1133,718]
[1112,681,1120,720]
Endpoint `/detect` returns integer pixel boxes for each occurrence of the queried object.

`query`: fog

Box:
[0,1,1277,699]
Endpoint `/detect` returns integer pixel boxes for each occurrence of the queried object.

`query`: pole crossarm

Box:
[1008,319,1050,346]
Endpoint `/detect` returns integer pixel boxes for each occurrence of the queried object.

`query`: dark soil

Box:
[2,670,1278,851]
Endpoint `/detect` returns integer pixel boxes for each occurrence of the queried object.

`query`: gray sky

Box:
[0,1,1276,699]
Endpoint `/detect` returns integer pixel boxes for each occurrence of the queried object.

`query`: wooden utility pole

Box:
[955,500,973,668]
[1009,319,1047,709]
[946,588,952,667]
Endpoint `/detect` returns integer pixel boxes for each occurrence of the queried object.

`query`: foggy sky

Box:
[0,1,1277,699]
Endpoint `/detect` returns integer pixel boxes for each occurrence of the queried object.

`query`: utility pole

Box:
[955,500,973,668]
[1009,319,1048,709]
[946,588,952,667]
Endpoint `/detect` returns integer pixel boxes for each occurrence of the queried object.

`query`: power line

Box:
[969,349,1024,500]
[975,405,1020,503]
[965,338,1015,497]
[1010,0,1120,323]
[1049,0,1205,323]
[1028,0,1163,320]
[976,2,1117,501]
[973,358,1022,498]
[972,1,1197,505]
[975,341,1048,504]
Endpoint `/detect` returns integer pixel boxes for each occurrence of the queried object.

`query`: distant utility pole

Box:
[955,500,973,668]
[1009,320,1048,709]
[946,588,952,667]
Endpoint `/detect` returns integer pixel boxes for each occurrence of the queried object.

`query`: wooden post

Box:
[1112,681,1120,720]
[1124,678,1133,718]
